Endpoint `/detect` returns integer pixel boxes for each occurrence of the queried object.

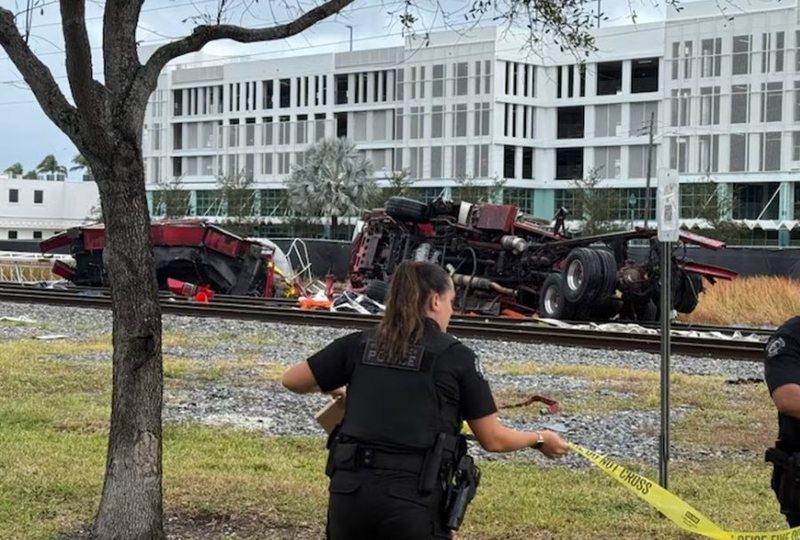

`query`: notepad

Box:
[314,396,345,434]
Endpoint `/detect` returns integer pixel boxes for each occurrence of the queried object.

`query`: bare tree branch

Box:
[103,0,144,98]
[0,6,79,139]
[138,0,354,93]
[59,0,98,112]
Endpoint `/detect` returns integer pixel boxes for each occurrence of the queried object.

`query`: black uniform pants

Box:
[326,468,451,539]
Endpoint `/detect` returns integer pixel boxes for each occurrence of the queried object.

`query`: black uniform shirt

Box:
[307,324,497,423]
[764,316,800,450]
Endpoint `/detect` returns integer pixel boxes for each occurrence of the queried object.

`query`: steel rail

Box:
[0,287,766,362]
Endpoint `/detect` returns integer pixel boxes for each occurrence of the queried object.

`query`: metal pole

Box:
[644,111,655,229]
[346,25,353,52]
[659,240,672,489]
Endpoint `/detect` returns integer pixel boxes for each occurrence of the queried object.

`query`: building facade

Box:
[143,0,800,245]
[0,174,99,239]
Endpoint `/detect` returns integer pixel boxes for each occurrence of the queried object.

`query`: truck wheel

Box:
[634,300,658,322]
[539,273,576,320]
[596,249,619,299]
[385,197,427,222]
[673,273,703,314]
[562,248,603,304]
[365,279,389,304]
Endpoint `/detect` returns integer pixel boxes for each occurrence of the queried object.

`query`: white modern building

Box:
[142,0,800,245]
[0,174,99,239]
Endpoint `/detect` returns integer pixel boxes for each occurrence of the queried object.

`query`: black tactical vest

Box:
[340,322,461,452]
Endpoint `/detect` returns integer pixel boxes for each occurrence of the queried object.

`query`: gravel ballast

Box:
[0,301,769,468]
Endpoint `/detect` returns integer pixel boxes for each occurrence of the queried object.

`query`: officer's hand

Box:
[537,430,570,459]
[328,386,346,400]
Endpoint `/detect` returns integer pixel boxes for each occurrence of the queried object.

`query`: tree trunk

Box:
[91,142,164,540]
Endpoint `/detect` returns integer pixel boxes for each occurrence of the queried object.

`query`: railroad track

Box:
[0,283,766,362]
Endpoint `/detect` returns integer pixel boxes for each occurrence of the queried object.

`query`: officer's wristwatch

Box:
[533,431,545,450]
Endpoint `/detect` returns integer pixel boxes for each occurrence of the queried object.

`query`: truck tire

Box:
[673,273,703,314]
[595,249,619,300]
[385,197,427,222]
[635,300,658,322]
[539,273,576,320]
[563,248,603,304]
[365,279,389,304]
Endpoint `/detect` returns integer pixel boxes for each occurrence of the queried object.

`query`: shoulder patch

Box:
[767,336,786,359]
[362,339,424,371]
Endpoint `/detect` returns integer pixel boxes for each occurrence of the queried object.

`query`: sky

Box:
[0,0,681,181]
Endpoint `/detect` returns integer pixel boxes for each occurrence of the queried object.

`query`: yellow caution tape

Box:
[571,443,800,540]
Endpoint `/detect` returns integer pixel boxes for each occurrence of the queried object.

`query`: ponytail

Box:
[376,261,452,361]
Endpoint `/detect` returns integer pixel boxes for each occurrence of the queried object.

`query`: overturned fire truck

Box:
[40,221,282,298]
[349,197,737,321]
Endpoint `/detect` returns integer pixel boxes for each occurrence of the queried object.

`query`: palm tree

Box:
[284,137,376,238]
[70,153,93,181]
[36,154,67,180]
[3,162,23,177]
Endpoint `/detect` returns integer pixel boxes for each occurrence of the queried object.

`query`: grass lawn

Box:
[0,333,789,539]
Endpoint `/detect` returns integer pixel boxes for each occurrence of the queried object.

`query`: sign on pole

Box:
[657,169,680,242]
[656,168,679,489]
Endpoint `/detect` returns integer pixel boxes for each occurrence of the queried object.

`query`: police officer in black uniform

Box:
[283,261,569,539]
[765,316,800,526]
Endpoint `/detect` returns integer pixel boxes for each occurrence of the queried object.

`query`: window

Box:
[682,41,693,78]
[410,107,424,139]
[315,113,326,141]
[295,115,307,144]
[336,112,348,138]
[335,75,348,105]
[698,135,719,173]
[395,69,404,101]
[670,89,691,126]
[431,106,444,138]
[34,190,43,204]
[595,104,622,137]
[629,102,658,136]
[699,86,720,125]
[593,147,621,179]
[8,189,17,203]
[279,79,290,108]
[671,42,680,80]
[761,132,782,171]
[762,32,785,73]
[474,102,490,137]
[669,137,688,173]
[33,231,42,239]
[432,64,445,97]
[630,58,659,93]
[453,104,467,137]
[504,188,533,214]
[700,38,722,77]
[731,84,750,124]
[733,183,779,220]
[503,145,516,178]
[454,62,468,96]
[260,189,284,217]
[761,82,783,122]
[353,112,368,142]
[628,145,656,179]
[732,35,751,75]
[473,144,490,178]
[195,190,221,216]
[430,147,443,178]
[555,148,583,180]
[557,106,584,139]
[278,116,290,145]
[521,147,533,179]
[7,231,17,239]
[681,183,719,220]
[262,117,274,146]
[394,108,403,140]
[452,145,467,178]
[596,61,622,95]
[729,133,749,172]
[408,147,424,179]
